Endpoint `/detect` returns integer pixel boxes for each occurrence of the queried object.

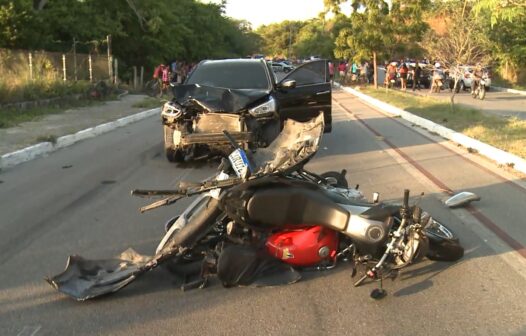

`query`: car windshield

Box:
[187,62,270,90]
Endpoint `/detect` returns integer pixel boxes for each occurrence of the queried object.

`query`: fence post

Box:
[88,54,93,83]
[73,38,78,81]
[62,54,67,81]
[140,66,144,89]
[133,66,137,89]
[28,52,33,81]
[114,58,118,85]
[107,34,113,81]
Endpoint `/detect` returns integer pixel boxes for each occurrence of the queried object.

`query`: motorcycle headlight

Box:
[249,97,276,117]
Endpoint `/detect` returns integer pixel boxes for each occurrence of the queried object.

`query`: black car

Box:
[161,58,332,162]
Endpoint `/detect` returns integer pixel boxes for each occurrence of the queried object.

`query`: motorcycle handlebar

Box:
[403,189,410,209]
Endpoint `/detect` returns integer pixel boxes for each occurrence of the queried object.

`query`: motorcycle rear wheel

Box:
[424,219,464,262]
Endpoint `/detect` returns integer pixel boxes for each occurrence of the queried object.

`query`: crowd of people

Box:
[331,60,374,85]
[335,58,458,93]
[152,60,196,97]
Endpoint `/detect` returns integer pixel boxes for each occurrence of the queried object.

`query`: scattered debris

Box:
[62,165,73,169]
[37,134,58,145]
[101,180,116,185]
[467,147,478,154]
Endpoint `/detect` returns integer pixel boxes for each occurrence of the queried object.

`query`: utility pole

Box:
[288,25,292,60]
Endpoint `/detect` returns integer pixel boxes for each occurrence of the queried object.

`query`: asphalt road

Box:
[1,90,526,336]
[413,88,526,119]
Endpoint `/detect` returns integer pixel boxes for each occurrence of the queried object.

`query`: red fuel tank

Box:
[266,226,339,267]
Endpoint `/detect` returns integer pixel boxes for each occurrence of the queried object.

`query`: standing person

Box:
[412,63,422,91]
[430,62,444,93]
[351,62,359,81]
[328,61,334,85]
[471,63,484,95]
[362,61,371,84]
[160,64,171,96]
[338,61,346,82]
[386,62,397,88]
[169,59,178,85]
[399,61,408,90]
[153,63,166,97]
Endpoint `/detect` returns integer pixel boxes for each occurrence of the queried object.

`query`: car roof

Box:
[200,58,266,65]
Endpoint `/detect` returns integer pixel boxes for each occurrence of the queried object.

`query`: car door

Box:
[274,60,332,132]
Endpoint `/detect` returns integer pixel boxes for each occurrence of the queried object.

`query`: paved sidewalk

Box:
[0,94,152,156]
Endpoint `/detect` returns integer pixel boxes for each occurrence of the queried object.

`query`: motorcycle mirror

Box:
[372,192,380,203]
[444,192,480,208]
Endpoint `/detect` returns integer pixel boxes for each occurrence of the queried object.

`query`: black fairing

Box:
[220,176,349,232]
[359,204,400,221]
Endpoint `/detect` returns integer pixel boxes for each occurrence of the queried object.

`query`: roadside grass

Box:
[0,79,92,104]
[359,87,526,160]
[0,98,102,129]
[132,96,166,109]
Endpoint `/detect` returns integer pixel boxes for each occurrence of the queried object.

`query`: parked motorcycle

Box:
[47,113,471,301]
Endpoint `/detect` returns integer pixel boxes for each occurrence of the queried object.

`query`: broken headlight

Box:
[248,97,276,118]
[161,102,183,120]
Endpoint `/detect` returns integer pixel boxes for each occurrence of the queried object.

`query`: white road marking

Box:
[16,325,41,336]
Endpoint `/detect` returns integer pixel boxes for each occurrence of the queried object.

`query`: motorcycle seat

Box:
[246,187,349,231]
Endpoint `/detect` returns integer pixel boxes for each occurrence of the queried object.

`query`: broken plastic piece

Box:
[444,192,481,208]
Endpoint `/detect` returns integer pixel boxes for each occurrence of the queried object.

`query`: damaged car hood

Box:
[173,84,270,113]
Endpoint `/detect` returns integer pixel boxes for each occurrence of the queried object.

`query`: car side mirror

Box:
[279,80,296,89]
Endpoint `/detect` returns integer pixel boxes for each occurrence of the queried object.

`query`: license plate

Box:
[228,148,250,178]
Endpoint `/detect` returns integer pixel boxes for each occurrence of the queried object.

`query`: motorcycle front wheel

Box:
[424,219,464,262]
[478,86,486,100]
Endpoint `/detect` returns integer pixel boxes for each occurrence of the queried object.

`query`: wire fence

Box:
[0,48,111,83]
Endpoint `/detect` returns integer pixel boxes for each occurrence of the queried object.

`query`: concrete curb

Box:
[340,85,526,176]
[0,107,161,170]
[492,86,526,96]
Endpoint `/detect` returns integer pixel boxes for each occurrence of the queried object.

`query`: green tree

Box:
[0,0,261,75]
[293,18,335,60]
[474,0,526,25]
[256,20,305,58]
[327,0,429,88]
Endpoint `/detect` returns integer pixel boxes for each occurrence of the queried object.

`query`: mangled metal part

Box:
[444,192,481,208]
[173,84,270,113]
[252,113,324,175]
[46,248,152,301]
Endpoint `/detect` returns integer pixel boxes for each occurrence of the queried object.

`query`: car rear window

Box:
[187,62,270,90]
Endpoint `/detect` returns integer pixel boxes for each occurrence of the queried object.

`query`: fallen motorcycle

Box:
[47,114,474,301]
